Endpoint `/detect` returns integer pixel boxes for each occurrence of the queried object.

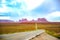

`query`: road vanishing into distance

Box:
[0,29,59,40]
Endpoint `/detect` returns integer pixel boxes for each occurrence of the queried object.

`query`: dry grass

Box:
[37,23,60,33]
[0,23,36,34]
[0,22,60,34]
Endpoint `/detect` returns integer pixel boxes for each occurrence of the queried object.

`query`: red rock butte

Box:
[19,18,48,23]
[0,18,60,23]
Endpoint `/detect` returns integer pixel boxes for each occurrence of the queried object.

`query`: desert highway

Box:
[0,30,45,40]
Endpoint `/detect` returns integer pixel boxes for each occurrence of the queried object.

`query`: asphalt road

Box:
[0,30,45,40]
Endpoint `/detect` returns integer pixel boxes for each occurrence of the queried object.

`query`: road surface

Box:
[0,30,45,40]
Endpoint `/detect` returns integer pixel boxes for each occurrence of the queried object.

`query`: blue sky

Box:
[0,0,60,22]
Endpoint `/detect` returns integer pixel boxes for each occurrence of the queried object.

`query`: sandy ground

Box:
[30,33,60,40]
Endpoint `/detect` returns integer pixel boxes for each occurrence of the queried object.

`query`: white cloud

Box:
[46,11,60,18]
[0,7,10,12]
[24,0,44,11]
[0,16,18,22]
[45,11,60,22]
[0,16,11,20]
[0,0,45,21]
[0,3,14,12]
[50,11,60,17]
[0,0,45,12]
[2,0,5,3]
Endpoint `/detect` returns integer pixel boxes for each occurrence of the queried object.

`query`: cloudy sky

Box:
[0,0,60,22]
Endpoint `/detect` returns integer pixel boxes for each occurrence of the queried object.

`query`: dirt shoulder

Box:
[30,32,59,40]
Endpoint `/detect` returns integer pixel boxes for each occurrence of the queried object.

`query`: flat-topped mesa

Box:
[19,18,28,22]
[30,18,48,23]
[0,20,14,23]
[37,18,48,22]
[0,18,48,23]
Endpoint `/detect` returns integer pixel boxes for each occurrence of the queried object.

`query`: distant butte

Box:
[0,18,48,23]
[1,18,60,23]
[0,20,14,23]
[36,18,48,22]
[19,18,48,23]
